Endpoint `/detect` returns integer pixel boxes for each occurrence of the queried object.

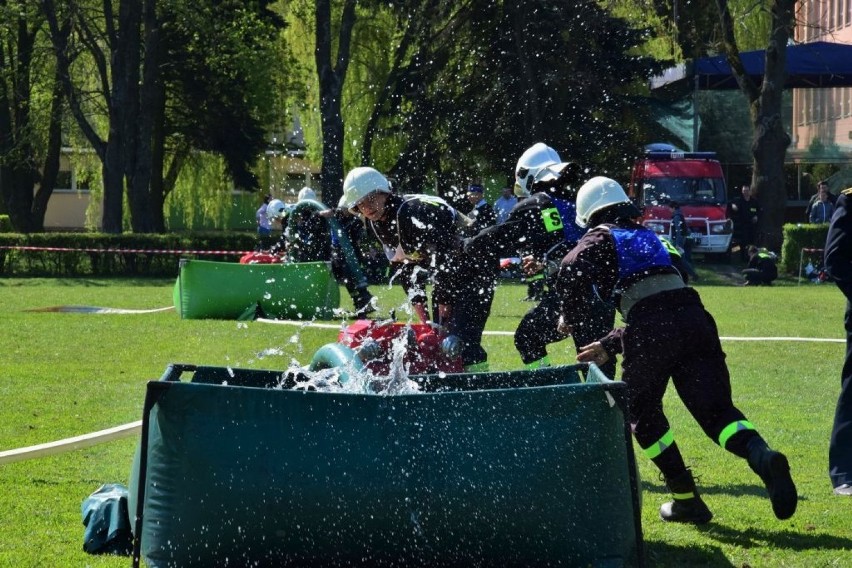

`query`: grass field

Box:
[1,269,850,567]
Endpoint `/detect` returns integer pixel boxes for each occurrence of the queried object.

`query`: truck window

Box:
[643,178,726,206]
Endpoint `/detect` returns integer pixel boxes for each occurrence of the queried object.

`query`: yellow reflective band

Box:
[465,361,489,372]
[526,273,545,282]
[524,356,552,370]
[672,491,695,501]
[642,430,675,459]
[541,207,564,233]
[659,237,681,257]
[718,420,755,449]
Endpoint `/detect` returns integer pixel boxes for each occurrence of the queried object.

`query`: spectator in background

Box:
[255,195,272,250]
[494,186,518,224]
[742,246,778,286]
[809,185,835,224]
[465,184,496,235]
[806,181,837,222]
[670,202,698,281]
[730,185,761,262]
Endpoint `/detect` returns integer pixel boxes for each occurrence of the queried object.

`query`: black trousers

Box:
[621,288,749,462]
[445,275,496,367]
[514,288,616,378]
[831,296,852,488]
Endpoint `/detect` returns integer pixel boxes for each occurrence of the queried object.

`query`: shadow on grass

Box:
[643,523,852,566]
[696,522,852,554]
[644,540,735,567]
[642,479,810,503]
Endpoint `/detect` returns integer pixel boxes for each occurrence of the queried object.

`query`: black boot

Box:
[353,289,376,317]
[746,437,797,520]
[659,469,713,524]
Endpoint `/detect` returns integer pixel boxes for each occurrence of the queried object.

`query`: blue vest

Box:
[551,197,586,244]
[610,227,672,282]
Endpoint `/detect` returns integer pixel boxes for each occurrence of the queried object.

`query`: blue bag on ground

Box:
[82,483,132,555]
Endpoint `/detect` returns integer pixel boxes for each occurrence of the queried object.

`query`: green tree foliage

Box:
[0,0,64,233]
[42,0,289,233]
[161,0,287,191]
[353,0,669,190]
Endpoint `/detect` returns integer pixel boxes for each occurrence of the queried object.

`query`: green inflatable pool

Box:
[173,258,340,319]
[129,363,643,567]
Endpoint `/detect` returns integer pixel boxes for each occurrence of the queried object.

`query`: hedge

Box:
[780,223,829,275]
[2,224,828,278]
[0,231,258,277]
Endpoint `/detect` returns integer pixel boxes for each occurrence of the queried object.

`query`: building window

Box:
[54,169,91,193]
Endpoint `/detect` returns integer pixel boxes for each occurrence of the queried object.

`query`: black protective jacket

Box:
[367,194,494,305]
[464,193,575,273]
[825,191,852,298]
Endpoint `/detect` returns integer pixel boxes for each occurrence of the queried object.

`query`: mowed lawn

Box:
[0,273,850,567]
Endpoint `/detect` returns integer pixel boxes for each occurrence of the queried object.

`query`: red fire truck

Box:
[628,143,733,256]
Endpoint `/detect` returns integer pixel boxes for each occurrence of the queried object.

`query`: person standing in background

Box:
[255,195,272,250]
[806,180,837,221]
[670,202,698,281]
[465,184,496,235]
[730,185,760,262]
[822,187,852,497]
[809,185,835,224]
[494,186,518,224]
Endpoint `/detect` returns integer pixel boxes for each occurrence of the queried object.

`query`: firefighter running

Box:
[554,176,798,524]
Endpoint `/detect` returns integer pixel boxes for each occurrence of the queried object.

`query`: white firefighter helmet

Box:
[266,198,290,221]
[514,143,561,197]
[574,176,631,228]
[339,167,391,212]
[297,187,317,202]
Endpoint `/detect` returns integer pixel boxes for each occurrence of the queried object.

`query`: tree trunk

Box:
[127,0,160,233]
[315,0,357,206]
[716,0,795,252]
[148,81,167,232]
[31,72,66,231]
[0,10,38,232]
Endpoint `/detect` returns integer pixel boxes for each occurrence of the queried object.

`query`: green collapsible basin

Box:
[172,258,340,319]
[129,364,643,567]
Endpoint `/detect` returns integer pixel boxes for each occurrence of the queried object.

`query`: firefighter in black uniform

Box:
[555,176,797,524]
[339,166,496,371]
[823,187,852,497]
[464,143,615,377]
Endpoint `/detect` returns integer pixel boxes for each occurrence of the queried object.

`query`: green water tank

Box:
[129,364,642,567]
[173,259,340,320]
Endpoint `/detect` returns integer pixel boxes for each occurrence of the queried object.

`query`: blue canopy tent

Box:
[652,41,852,91]
[650,41,852,152]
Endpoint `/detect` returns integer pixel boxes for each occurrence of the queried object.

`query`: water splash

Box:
[282,330,421,396]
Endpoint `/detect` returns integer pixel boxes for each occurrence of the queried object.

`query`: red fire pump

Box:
[239,251,282,264]
[338,320,463,376]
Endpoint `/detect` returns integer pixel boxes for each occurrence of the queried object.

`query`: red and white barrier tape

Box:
[0,245,251,256]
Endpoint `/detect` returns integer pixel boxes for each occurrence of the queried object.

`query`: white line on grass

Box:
[256,318,845,343]
[0,421,142,465]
